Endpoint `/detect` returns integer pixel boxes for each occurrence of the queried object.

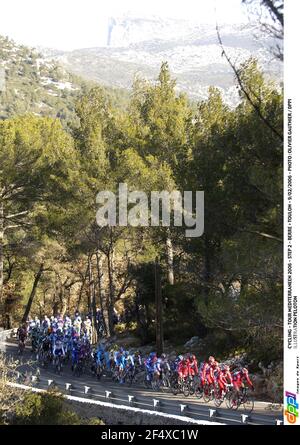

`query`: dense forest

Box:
[0,34,282,366]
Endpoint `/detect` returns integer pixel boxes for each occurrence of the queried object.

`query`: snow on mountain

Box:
[42,16,282,106]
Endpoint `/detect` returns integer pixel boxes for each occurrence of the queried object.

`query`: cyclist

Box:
[187,354,198,378]
[17,324,27,353]
[83,316,92,339]
[41,315,50,332]
[96,344,105,365]
[53,330,65,363]
[134,350,143,368]
[64,314,72,331]
[57,315,64,331]
[73,315,82,335]
[160,353,171,375]
[71,337,80,371]
[30,326,39,352]
[115,349,126,383]
[177,357,189,382]
[202,356,216,387]
[41,333,52,357]
[145,352,157,383]
[232,367,254,393]
[172,354,183,373]
[34,316,41,329]
[221,364,233,385]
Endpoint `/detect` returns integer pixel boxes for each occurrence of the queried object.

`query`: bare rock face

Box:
[252,361,283,403]
[48,16,282,107]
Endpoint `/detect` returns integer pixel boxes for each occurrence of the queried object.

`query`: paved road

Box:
[1,338,283,425]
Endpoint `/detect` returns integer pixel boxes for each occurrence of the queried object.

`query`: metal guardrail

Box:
[10,370,283,426]
[0,329,14,343]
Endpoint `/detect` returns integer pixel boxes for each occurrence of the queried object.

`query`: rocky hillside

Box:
[45,16,283,107]
[0,36,129,124]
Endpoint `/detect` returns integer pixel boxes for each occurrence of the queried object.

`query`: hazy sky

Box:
[0,0,249,50]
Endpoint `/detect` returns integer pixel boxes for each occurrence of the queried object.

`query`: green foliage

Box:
[0,35,129,128]
[13,390,104,425]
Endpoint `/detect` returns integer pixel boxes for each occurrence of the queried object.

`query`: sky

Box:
[0,0,249,50]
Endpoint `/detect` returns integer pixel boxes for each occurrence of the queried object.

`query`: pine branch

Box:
[215,23,283,142]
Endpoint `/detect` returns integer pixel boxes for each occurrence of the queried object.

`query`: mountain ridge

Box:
[41,17,282,106]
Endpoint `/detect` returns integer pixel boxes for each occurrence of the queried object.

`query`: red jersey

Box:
[233,370,253,389]
[187,358,198,376]
[178,360,189,378]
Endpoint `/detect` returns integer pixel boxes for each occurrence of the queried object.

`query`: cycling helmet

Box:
[208,356,215,363]
[161,353,167,359]
[178,355,183,361]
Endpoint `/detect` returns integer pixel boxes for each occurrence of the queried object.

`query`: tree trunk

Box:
[89,254,98,343]
[60,297,67,318]
[53,301,59,316]
[96,250,107,335]
[22,263,44,323]
[107,249,116,337]
[77,263,89,311]
[166,230,174,285]
[203,235,213,306]
[155,257,164,355]
[87,254,93,314]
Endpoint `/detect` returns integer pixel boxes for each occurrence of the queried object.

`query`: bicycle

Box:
[54,353,64,375]
[195,381,204,400]
[95,361,105,380]
[202,382,215,402]
[213,383,233,408]
[144,371,155,389]
[73,358,84,377]
[183,375,198,397]
[18,339,26,356]
[158,370,171,393]
[171,376,186,396]
[229,386,255,413]
[123,366,136,386]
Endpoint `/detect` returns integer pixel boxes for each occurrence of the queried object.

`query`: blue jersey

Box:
[96,349,105,364]
[116,353,126,368]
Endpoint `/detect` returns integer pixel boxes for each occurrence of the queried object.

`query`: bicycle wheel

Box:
[229,391,240,410]
[161,376,171,393]
[151,378,160,391]
[195,385,203,399]
[189,380,196,396]
[224,390,232,409]
[214,387,223,407]
[96,365,103,380]
[144,375,152,389]
[172,382,180,396]
[203,384,212,403]
[242,394,254,413]
[183,382,190,398]
[55,357,61,375]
